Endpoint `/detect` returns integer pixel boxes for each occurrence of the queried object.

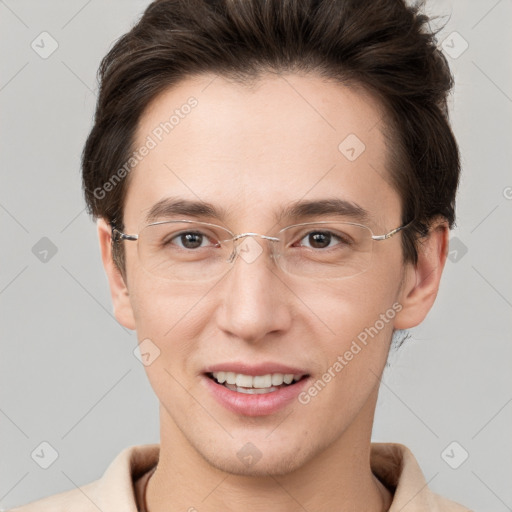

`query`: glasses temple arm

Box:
[111,225,138,242]
[371,221,414,241]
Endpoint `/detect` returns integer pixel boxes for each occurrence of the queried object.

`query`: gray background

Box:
[1,0,511,510]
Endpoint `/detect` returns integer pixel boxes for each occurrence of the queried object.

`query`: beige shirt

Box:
[10,443,472,511]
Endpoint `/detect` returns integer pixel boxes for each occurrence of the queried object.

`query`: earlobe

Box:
[394,220,449,330]
[97,218,136,330]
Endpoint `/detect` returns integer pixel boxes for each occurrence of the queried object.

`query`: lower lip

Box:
[201,374,310,417]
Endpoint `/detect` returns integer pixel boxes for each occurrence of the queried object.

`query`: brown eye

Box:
[167,231,211,250]
[297,231,347,250]
[307,232,331,249]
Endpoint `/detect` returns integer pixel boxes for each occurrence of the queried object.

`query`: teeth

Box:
[225,383,279,394]
[225,372,237,385]
[254,374,272,388]
[271,374,284,386]
[235,374,253,387]
[211,372,304,389]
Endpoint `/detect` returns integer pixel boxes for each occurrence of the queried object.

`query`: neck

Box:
[146,390,392,512]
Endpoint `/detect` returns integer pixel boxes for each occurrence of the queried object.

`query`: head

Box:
[83,0,459,476]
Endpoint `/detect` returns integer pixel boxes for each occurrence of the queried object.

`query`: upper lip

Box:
[203,362,309,376]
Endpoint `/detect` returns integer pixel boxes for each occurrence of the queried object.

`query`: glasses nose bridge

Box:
[228,232,281,264]
[232,232,280,243]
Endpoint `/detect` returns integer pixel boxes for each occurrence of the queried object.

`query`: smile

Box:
[207,371,306,394]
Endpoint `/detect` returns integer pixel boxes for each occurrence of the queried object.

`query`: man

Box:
[13,0,471,510]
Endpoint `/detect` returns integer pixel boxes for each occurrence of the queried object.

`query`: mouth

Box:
[201,363,311,416]
[205,371,309,394]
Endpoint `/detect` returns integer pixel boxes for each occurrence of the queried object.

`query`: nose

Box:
[215,236,293,343]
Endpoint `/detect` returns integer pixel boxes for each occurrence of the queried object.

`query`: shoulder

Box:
[7,481,100,512]
[430,492,475,512]
[370,442,473,511]
[7,444,160,511]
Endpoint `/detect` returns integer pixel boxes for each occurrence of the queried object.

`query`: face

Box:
[101,72,443,477]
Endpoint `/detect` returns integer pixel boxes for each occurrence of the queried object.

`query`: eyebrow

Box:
[145,198,230,224]
[144,196,369,225]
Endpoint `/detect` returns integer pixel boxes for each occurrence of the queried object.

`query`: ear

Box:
[97,218,136,330]
[394,219,449,329]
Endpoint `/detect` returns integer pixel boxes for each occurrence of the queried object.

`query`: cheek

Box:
[127,276,208,393]
[303,265,403,379]
[128,273,212,353]
[314,290,397,371]
[304,258,402,329]
[296,280,400,421]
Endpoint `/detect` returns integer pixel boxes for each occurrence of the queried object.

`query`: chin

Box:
[189,430,328,478]
[201,446,312,477]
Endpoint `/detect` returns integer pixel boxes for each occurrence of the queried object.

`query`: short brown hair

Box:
[82,0,460,273]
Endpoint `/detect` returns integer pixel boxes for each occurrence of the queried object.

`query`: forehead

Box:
[124,72,400,230]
